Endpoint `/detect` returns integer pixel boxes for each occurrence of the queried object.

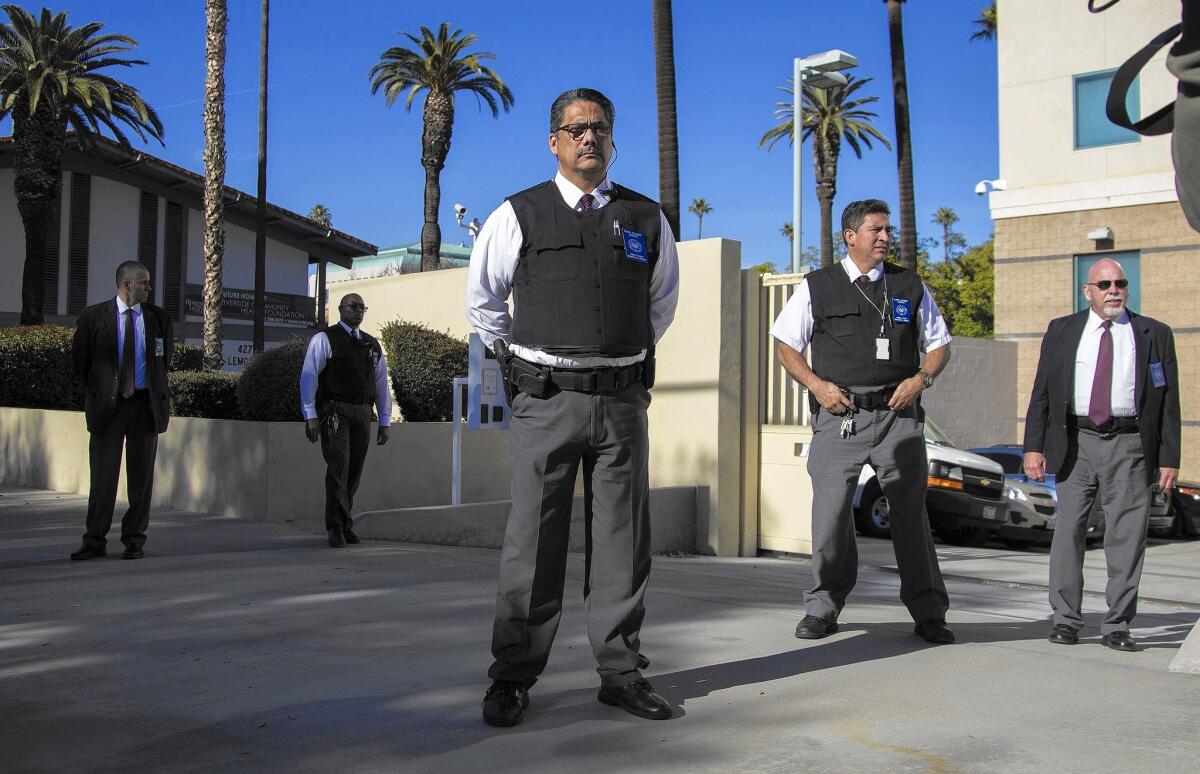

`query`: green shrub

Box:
[237,337,309,421]
[379,320,467,422]
[0,324,82,410]
[169,371,241,419]
[170,342,204,372]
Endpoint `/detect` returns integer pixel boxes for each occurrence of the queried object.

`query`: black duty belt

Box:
[549,363,644,394]
[119,388,149,400]
[1071,415,1139,436]
[843,385,898,411]
[323,395,373,406]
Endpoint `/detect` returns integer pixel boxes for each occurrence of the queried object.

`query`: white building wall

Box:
[186,216,309,295]
[993,0,1180,218]
[86,175,140,305]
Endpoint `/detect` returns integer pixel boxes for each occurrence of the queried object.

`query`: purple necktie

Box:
[1088,320,1113,425]
[119,309,136,398]
[856,275,870,287]
[578,193,594,212]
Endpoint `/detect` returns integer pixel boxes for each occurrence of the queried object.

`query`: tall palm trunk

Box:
[696,213,703,239]
[813,132,841,269]
[253,0,269,353]
[419,90,453,272]
[203,0,228,370]
[652,0,680,239]
[886,0,917,269]
[14,98,64,325]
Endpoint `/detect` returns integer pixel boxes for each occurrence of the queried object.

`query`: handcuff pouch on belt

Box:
[493,339,550,400]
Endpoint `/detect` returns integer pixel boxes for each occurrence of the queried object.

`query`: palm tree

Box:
[688,198,712,239]
[252,0,269,354]
[0,5,163,325]
[760,75,891,268]
[653,0,681,240]
[971,2,998,42]
[781,221,794,247]
[885,0,918,270]
[369,24,513,272]
[202,0,226,371]
[307,203,332,227]
[932,207,960,262]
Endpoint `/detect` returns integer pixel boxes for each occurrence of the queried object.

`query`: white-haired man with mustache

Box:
[1024,258,1180,652]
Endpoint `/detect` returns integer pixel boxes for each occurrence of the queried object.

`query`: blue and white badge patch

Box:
[1150,360,1167,388]
[622,229,649,263]
[890,297,912,324]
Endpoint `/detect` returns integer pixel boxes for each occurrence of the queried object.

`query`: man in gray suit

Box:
[1024,258,1180,651]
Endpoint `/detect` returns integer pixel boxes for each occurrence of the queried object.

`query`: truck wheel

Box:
[855,486,892,539]
[936,526,991,547]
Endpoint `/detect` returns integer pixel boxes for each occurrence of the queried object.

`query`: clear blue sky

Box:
[3,0,999,269]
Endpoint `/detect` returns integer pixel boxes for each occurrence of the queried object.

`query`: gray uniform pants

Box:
[320,400,373,532]
[1050,429,1150,634]
[489,383,651,689]
[805,399,949,623]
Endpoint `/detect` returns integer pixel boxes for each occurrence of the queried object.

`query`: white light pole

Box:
[791,50,858,273]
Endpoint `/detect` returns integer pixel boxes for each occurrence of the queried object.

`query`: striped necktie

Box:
[579,193,594,212]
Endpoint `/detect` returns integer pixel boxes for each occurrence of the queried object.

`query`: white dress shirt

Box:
[299,321,392,425]
[769,257,953,354]
[115,295,148,389]
[464,172,680,368]
[1073,309,1136,417]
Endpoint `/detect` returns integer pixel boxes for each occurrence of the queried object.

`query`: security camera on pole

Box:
[454,202,483,242]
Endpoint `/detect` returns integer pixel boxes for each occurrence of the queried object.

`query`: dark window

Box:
[66,173,91,315]
[1074,69,1139,149]
[138,191,158,275]
[163,202,185,319]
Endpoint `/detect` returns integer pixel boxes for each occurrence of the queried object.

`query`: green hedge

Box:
[169,371,241,419]
[0,324,82,410]
[170,342,204,372]
[379,320,467,422]
[237,338,308,421]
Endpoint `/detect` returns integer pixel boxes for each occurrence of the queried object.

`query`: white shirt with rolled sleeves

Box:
[1073,309,1136,417]
[299,321,392,426]
[770,257,952,357]
[464,172,680,368]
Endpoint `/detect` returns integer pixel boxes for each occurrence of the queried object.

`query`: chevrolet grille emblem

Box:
[980,478,992,486]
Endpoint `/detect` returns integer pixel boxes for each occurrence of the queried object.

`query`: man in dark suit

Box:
[1024,258,1180,651]
[70,260,173,560]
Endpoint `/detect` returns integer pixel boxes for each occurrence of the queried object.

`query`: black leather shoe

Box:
[1101,631,1137,652]
[598,678,672,720]
[1048,624,1079,645]
[122,544,144,560]
[70,544,106,561]
[328,526,345,547]
[915,619,956,644]
[795,615,838,639]
[481,680,529,727]
[343,525,360,544]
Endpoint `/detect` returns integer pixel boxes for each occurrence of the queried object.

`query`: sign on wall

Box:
[184,284,314,327]
[186,338,283,373]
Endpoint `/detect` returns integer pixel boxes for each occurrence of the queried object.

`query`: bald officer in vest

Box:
[1024,258,1180,651]
[771,199,954,645]
[465,87,680,727]
[300,293,391,547]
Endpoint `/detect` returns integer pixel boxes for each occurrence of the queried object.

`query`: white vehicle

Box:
[853,418,1009,546]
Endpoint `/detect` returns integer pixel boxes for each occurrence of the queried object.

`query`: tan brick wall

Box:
[997,201,1200,480]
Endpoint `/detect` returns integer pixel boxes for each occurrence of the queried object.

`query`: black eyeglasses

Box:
[556,122,611,141]
[340,303,368,311]
[1086,279,1129,290]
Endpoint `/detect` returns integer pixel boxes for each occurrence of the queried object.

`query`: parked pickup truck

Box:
[853,418,1010,546]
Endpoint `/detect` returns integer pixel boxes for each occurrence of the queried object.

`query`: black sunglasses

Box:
[340,303,368,311]
[1086,279,1129,290]
[556,122,611,141]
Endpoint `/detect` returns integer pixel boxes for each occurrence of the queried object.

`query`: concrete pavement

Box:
[2,483,1198,774]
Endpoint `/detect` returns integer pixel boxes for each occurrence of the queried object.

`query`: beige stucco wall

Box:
[994,201,1198,480]
[320,238,749,555]
[0,407,511,526]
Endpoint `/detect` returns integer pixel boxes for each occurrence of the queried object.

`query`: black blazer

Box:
[72,299,174,435]
[1023,309,1181,484]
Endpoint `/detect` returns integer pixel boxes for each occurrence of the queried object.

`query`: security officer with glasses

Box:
[300,293,391,547]
[771,199,955,646]
[1024,258,1180,652]
[465,87,680,727]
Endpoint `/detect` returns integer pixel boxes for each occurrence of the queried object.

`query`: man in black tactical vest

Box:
[299,293,391,547]
[770,200,956,645]
[464,88,680,727]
